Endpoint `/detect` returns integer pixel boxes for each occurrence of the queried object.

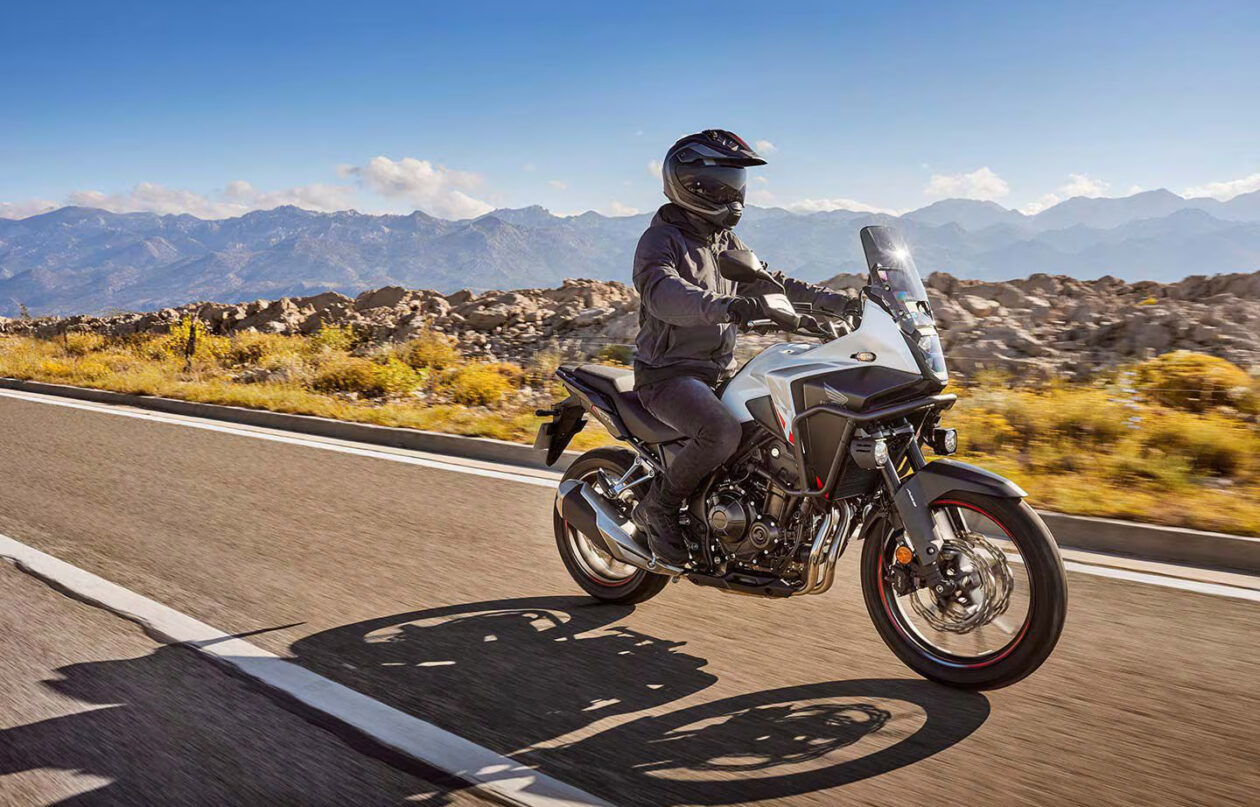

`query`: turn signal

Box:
[894,545,914,565]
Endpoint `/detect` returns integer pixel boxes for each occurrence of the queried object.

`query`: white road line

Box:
[1001,553,1260,603]
[0,532,611,807]
[2,387,1258,603]
[1062,559,1260,603]
[0,388,558,489]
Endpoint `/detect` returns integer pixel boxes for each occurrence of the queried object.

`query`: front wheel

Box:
[554,447,669,604]
[861,491,1067,689]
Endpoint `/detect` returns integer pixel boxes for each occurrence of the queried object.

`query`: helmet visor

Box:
[676,163,747,206]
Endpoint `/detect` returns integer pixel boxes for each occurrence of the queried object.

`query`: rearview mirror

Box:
[718,249,769,284]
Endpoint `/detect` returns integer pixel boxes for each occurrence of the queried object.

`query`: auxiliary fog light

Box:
[873,438,889,466]
[850,435,890,470]
[930,428,958,456]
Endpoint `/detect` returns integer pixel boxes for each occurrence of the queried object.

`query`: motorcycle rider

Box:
[631,129,858,565]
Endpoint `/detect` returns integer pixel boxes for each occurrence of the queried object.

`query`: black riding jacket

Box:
[632,203,852,388]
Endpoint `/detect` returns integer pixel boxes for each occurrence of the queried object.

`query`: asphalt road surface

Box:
[1,391,1258,806]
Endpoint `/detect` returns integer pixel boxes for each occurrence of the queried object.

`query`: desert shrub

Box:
[373,357,424,395]
[482,361,526,387]
[226,331,299,366]
[71,357,113,381]
[949,407,1019,454]
[1135,351,1256,413]
[310,324,359,354]
[401,330,461,370]
[311,356,420,397]
[596,344,635,365]
[1141,411,1253,477]
[239,350,312,385]
[146,318,230,363]
[37,359,74,378]
[446,363,512,406]
[1041,388,1129,444]
[62,332,107,356]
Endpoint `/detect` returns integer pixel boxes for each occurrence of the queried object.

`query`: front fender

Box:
[888,459,1026,575]
[903,458,1027,504]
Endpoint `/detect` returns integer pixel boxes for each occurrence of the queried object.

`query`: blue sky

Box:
[2,0,1258,219]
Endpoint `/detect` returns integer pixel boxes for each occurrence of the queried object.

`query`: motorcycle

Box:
[535,225,1067,689]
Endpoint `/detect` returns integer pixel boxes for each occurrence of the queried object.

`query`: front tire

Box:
[554,447,669,604]
[860,491,1067,689]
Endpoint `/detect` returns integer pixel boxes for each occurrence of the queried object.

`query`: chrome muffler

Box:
[555,479,684,576]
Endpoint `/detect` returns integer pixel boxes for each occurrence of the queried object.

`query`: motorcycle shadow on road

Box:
[0,642,454,805]
[291,596,992,806]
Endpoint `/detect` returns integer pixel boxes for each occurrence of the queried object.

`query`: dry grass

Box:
[1,328,1256,534]
[946,360,1260,535]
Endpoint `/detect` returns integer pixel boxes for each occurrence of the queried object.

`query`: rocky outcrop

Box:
[917,271,1260,376]
[3,272,1257,377]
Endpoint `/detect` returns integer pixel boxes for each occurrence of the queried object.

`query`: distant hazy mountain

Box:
[902,199,1027,230]
[1,188,1259,316]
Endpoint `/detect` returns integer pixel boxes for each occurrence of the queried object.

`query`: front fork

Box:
[879,442,957,596]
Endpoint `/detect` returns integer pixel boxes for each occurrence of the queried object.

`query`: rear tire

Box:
[860,491,1067,689]
[554,447,669,604]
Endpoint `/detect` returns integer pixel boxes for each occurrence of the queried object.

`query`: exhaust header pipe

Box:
[555,479,683,576]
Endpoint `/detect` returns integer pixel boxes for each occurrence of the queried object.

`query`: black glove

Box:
[726,297,764,326]
[818,295,861,318]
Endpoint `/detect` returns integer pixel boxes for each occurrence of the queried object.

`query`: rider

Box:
[631,129,858,565]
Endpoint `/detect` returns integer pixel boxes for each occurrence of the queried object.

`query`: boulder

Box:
[959,295,1003,318]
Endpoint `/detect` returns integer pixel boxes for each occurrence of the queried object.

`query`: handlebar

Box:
[741,312,850,340]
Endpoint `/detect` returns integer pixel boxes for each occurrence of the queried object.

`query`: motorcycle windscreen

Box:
[861,225,929,315]
[860,225,948,383]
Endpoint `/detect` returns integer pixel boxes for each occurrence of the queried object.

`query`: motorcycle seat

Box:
[572,364,683,444]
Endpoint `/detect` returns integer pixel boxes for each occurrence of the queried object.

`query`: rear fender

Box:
[554,367,632,440]
[534,395,588,466]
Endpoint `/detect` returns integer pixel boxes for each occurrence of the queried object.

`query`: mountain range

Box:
[1,187,1259,316]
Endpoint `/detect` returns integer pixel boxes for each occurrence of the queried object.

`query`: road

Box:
[0,390,1257,806]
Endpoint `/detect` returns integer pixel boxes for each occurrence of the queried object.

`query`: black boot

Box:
[631,478,691,567]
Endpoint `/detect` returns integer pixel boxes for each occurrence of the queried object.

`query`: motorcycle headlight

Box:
[912,328,948,383]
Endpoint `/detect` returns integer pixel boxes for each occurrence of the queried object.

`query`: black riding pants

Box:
[637,375,743,499]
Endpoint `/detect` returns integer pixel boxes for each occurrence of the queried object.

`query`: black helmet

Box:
[662,129,766,228]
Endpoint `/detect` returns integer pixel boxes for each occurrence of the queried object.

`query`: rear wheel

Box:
[554,447,669,604]
[860,491,1067,689]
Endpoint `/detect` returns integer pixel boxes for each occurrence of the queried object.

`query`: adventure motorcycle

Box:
[535,225,1067,689]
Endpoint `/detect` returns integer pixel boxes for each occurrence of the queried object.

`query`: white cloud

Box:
[749,188,898,215]
[924,166,1010,201]
[1183,172,1260,201]
[754,176,769,184]
[1018,172,1112,214]
[607,201,640,216]
[1019,194,1061,216]
[38,180,354,219]
[783,197,901,215]
[0,198,59,219]
[1127,184,1144,195]
[548,180,568,191]
[341,156,493,219]
[754,139,777,154]
[647,160,662,179]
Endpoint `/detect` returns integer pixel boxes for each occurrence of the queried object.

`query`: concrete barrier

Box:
[4,376,1257,575]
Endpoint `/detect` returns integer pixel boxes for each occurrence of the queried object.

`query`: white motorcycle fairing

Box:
[721,297,920,441]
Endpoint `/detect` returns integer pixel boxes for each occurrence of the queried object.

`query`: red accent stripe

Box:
[877,499,1032,669]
